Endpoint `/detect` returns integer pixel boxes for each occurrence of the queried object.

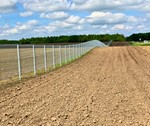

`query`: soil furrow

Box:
[0,46,150,126]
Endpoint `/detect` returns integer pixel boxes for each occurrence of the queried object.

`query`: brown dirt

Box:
[110,41,130,46]
[0,46,150,126]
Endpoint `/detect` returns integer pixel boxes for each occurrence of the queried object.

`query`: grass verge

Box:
[129,42,150,46]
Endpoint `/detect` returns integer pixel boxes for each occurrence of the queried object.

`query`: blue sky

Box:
[0,0,150,40]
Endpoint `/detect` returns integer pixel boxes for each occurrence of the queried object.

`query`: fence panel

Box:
[0,45,18,80]
[46,45,53,70]
[54,45,60,67]
[61,45,66,65]
[19,45,33,78]
[0,40,106,82]
[35,45,45,72]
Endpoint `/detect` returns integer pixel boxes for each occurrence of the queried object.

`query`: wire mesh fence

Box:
[0,40,106,82]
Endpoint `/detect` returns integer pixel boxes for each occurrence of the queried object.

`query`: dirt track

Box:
[0,46,150,126]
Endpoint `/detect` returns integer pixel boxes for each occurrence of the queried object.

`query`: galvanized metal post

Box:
[77,44,79,58]
[65,45,67,63]
[52,45,55,68]
[82,43,84,54]
[73,44,75,59]
[76,44,78,58]
[79,44,81,57]
[69,45,71,62]
[59,45,62,66]
[44,45,47,71]
[81,43,83,55]
[17,45,21,80]
[83,43,86,53]
[33,45,36,75]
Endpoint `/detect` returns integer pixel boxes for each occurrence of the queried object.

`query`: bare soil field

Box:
[110,41,130,46]
[0,46,150,126]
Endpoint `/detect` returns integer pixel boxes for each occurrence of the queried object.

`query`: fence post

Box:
[65,45,67,63]
[76,44,78,59]
[86,43,88,52]
[82,43,84,54]
[59,45,62,66]
[52,45,55,68]
[82,43,83,55]
[33,45,36,75]
[83,43,86,53]
[69,45,71,62]
[79,44,81,57]
[73,44,75,59]
[44,45,47,71]
[77,44,79,58]
[85,43,86,53]
[17,45,21,80]
[81,43,82,55]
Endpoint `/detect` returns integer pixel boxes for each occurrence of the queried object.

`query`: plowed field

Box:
[0,46,150,126]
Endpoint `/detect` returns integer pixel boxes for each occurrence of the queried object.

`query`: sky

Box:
[0,0,150,40]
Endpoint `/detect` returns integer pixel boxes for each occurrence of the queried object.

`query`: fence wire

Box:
[0,40,106,82]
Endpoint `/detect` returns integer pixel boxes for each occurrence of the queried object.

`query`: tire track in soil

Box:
[125,47,150,105]
[0,47,150,126]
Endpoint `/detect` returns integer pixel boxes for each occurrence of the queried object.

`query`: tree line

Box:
[0,34,125,44]
[1,32,150,44]
[127,32,150,41]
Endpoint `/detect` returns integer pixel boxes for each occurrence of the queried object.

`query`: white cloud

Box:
[137,24,145,30]
[87,12,123,25]
[34,15,83,34]
[0,0,17,13]
[1,0,150,39]
[19,0,150,14]
[20,11,33,17]
[1,20,38,36]
[145,13,150,19]
[101,25,108,29]
[34,21,74,34]
[66,15,81,24]
[34,25,56,33]
[86,12,138,25]
[4,28,18,34]
[49,21,75,29]
[71,0,144,11]
[129,1,150,12]
[40,12,69,20]
[23,0,71,12]
[128,16,138,22]
[73,25,83,30]
[16,20,38,31]
[141,3,150,12]
[72,0,86,4]
[48,15,82,29]
[112,24,132,30]
[19,0,150,13]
